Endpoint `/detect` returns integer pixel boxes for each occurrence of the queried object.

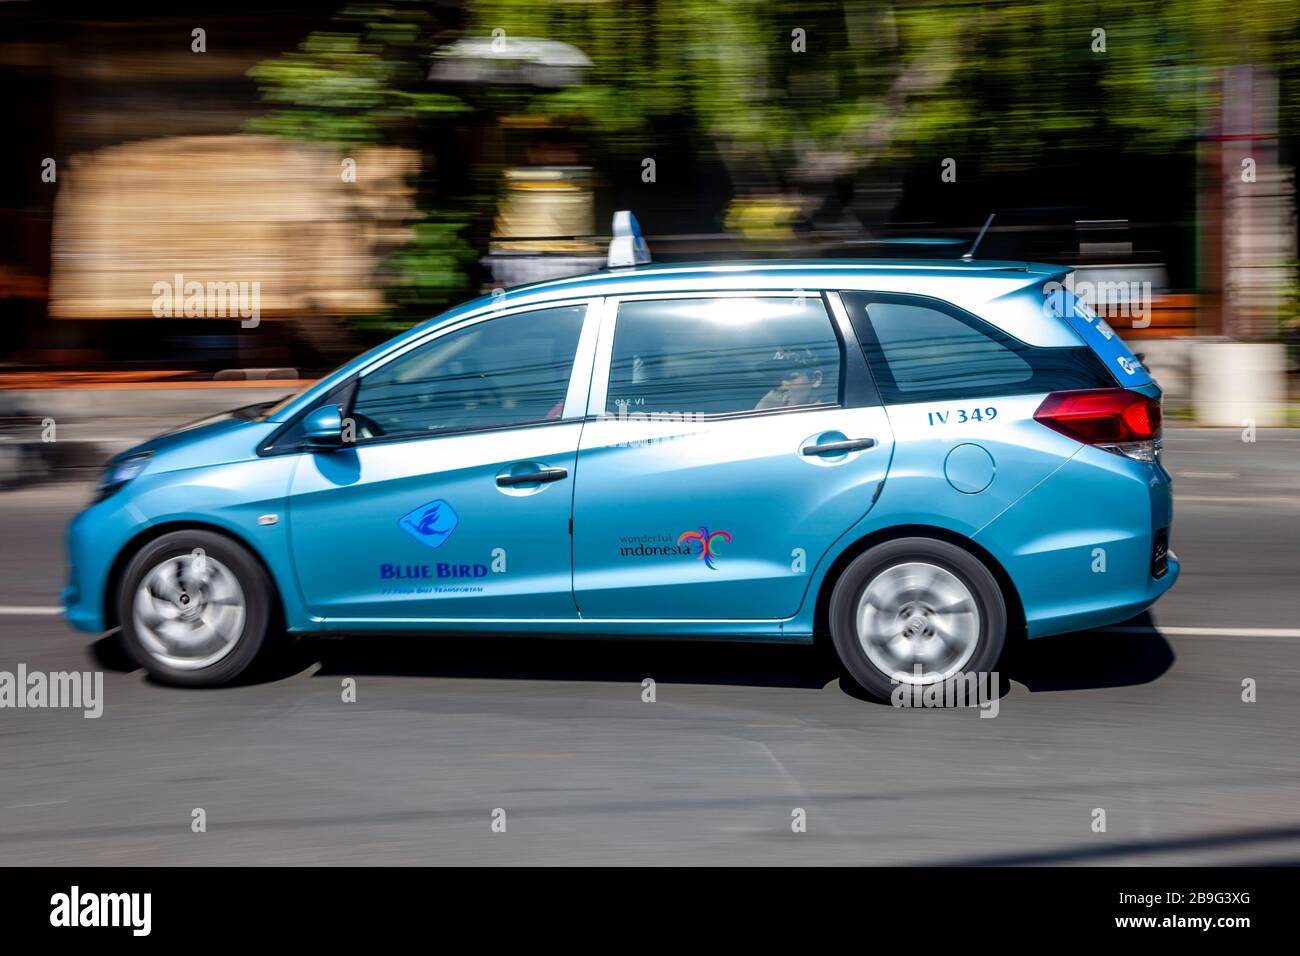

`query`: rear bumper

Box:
[974,445,1178,639]
[1024,555,1179,637]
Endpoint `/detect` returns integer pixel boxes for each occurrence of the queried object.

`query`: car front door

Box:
[571,291,894,621]
[286,300,598,625]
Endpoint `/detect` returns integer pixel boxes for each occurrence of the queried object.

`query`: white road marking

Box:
[1103,625,1300,639]
[1178,495,1300,505]
[0,606,62,616]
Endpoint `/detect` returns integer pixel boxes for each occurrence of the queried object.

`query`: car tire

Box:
[117,530,273,687]
[828,537,1006,702]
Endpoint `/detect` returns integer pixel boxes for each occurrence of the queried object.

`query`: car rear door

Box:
[570,291,894,621]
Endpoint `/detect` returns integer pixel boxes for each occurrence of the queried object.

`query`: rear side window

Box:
[840,291,1115,405]
[607,296,842,416]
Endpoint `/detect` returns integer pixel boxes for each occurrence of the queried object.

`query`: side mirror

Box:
[303,404,344,450]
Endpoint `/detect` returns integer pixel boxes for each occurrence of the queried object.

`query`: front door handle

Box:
[801,438,877,456]
[497,467,569,487]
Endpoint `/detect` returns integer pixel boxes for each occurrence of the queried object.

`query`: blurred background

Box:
[1,2,1299,867]
[0,0,1298,476]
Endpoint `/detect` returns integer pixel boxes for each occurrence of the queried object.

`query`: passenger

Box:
[755,345,826,409]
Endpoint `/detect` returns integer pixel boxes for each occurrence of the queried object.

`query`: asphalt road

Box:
[0,428,1296,865]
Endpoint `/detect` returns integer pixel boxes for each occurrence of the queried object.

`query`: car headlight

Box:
[95,452,152,501]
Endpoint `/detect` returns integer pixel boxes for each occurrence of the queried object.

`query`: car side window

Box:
[840,292,1115,404]
[606,296,842,417]
[349,304,587,441]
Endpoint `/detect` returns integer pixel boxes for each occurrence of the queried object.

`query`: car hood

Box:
[105,401,281,467]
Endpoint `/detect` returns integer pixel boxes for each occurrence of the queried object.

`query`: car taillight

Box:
[1034,389,1163,462]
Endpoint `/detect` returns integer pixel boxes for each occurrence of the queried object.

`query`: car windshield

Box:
[246,386,312,421]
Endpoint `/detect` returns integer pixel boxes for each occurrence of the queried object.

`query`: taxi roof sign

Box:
[608,210,651,268]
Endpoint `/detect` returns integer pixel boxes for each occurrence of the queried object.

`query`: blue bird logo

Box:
[399,498,459,549]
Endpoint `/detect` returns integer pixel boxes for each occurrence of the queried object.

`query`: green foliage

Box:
[247,5,467,146]
[249,0,1300,325]
[466,0,1300,171]
[378,218,481,329]
[247,2,474,328]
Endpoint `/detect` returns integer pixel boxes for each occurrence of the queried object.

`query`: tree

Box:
[247,1,477,331]
[464,0,1300,233]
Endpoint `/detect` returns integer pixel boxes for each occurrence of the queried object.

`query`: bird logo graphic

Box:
[398,498,459,549]
[677,526,731,570]
[414,505,445,536]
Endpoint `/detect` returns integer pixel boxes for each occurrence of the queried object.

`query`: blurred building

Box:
[0,4,390,374]
[0,1,1294,418]
[48,135,418,345]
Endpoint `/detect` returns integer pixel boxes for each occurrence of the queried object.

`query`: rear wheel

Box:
[117,530,273,686]
[829,537,1006,701]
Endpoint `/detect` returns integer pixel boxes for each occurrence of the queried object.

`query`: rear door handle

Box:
[801,438,877,456]
[497,467,568,487]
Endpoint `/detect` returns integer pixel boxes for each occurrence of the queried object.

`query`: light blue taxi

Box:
[64,213,1176,698]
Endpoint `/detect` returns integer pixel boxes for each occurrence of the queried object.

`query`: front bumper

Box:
[62,584,102,632]
[63,497,138,633]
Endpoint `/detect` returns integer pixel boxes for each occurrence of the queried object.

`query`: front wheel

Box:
[117,530,273,686]
[828,537,1006,701]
